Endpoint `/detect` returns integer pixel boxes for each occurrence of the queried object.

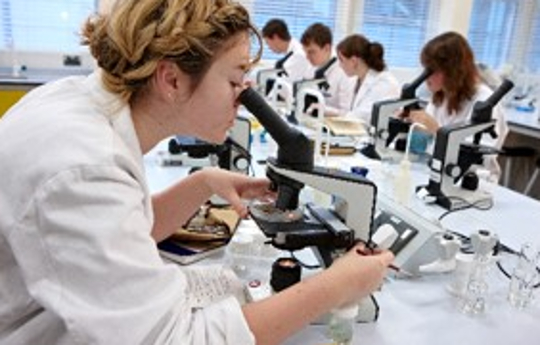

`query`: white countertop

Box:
[144,133,540,345]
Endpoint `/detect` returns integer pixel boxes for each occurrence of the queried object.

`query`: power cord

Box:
[438,195,494,221]
[444,229,540,289]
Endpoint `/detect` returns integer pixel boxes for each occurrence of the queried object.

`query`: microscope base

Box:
[437,188,493,210]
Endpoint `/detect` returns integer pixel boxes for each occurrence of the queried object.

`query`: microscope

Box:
[165,116,251,174]
[360,69,432,160]
[289,57,337,124]
[419,79,514,210]
[255,51,294,97]
[240,86,381,322]
[256,68,284,97]
[267,77,294,117]
[239,87,376,266]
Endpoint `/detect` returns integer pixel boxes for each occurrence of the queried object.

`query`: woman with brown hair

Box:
[0,1,393,344]
[336,34,400,122]
[406,31,508,177]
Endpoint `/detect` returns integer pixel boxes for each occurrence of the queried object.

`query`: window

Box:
[524,4,540,73]
[468,0,519,70]
[468,0,540,73]
[242,0,340,60]
[1,0,97,53]
[357,0,439,68]
[243,0,440,68]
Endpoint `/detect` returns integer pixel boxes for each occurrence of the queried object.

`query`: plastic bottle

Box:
[394,158,411,205]
[327,304,358,345]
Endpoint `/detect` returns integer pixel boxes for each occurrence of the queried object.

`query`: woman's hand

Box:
[197,167,274,217]
[323,243,395,307]
[404,109,439,134]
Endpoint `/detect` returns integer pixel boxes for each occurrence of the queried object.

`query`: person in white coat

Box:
[0,1,394,345]
[336,34,400,123]
[261,18,313,84]
[300,23,356,114]
[404,32,509,179]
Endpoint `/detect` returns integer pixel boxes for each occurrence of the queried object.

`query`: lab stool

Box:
[499,146,537,187]
[524,157,540,196]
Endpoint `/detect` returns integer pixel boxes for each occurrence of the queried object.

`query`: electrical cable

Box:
[443,228,540,289]
[437,195,494,221]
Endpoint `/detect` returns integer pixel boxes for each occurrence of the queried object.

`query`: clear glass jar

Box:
[508,242,540,309]
[327,304,358,345]
[459,230,497,315]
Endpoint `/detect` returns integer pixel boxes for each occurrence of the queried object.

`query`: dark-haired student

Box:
[404,31,508,178]
[262,18,313,84]
[300,23,356,115]
[336,34,400,123]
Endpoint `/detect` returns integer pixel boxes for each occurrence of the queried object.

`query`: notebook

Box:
[158,206,240,265]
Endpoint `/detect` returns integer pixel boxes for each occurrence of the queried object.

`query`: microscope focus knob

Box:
[444,164,461,178]
[234,155,249,171]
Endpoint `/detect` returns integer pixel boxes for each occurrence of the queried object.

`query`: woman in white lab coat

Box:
[0,1,393,345]
[336,34,400,123]
[405,32,508,178]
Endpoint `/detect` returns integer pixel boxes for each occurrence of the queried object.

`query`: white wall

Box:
[436,0,474,36]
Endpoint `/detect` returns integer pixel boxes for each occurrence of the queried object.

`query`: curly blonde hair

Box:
[82,0,261,102]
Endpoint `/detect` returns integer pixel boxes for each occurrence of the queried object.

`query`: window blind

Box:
[242,0,440,68]
[0,0,96,53]
[468,0,540,73]
[357,0,440,68]
[524,2,540,73]
[239,0,346,61]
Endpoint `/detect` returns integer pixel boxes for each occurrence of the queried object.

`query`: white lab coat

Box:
[321,59,356,113]
[282,38,314,83]
[0,72,255,344]
[345,69,400,123]
[426,83,509,178]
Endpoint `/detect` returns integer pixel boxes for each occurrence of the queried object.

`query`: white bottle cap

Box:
[333,304,359,319]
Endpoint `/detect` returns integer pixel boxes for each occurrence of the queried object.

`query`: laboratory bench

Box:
[144,135,540,345]
[0,68,92,118]
[500,108,540,198]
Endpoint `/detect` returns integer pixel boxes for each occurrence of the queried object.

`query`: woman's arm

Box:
[151,168,271,241]
[242,245,394,345]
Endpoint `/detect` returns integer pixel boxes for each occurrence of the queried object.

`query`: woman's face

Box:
[338,52,356,77]
[426,70,445,93]
[182,34,251,143]
[338,52,368,78]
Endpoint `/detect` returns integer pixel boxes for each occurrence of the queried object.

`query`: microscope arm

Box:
[240,87,377,265]
[400,68,432,99]
[430,121,496,181]
[269,161,376,242]
[471,79,514,144]
[363,70,432,159]
[240,87,313,210]
[424,80,514,208]
[370,98,418,138]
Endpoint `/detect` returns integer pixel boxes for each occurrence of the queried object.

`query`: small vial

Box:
[327,304,358,345]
